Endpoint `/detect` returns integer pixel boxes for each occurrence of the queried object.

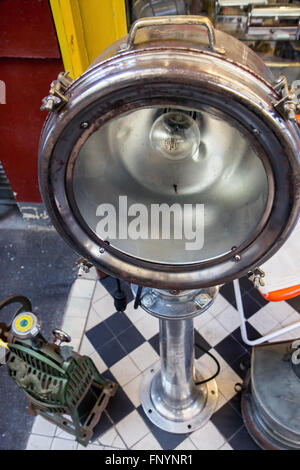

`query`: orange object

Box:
[297,115,300,125]
[261,284,300,302]
[258,218,300,302]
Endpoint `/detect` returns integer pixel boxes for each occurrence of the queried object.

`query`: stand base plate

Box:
[140,362,218,434]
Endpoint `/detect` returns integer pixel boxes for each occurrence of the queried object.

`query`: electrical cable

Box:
[113,278,127,312]
[194,342,221,385]
[134,286,143,310]
[0,295,32,315]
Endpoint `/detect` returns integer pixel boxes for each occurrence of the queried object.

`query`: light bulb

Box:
[150,111,201,161]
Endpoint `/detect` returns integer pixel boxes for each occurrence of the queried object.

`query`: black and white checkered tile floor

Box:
[26,272,300,450]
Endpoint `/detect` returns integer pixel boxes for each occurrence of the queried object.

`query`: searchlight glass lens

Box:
[73,105,269,265]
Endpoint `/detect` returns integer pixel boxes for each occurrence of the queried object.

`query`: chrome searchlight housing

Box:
[39,15,300,438]
[39,16,300,290]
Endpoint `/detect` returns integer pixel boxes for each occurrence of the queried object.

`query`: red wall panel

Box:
[0,0,60,58]
[0,58,62,202]
[0,0,63,203]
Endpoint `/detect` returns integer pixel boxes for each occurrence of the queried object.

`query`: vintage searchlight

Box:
[39,16,300,434]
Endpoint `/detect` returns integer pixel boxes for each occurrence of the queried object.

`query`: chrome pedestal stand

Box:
[131,286,219,433]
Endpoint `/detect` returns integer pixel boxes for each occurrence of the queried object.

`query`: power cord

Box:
[113,278,128,312]
[130,285,220,385]
[134,286,143,310]
[194,342,221,385]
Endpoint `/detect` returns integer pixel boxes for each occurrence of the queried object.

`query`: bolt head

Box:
[44,101,54,112]
[142,294,155,308]
[41,97,54,111]
[200,293,210,302]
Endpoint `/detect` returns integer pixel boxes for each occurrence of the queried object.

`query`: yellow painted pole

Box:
[50,0,128,79]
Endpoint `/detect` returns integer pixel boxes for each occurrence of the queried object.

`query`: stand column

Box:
[132,286,219,433]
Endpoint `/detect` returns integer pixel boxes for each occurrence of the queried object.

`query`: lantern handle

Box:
[122,15,225,55]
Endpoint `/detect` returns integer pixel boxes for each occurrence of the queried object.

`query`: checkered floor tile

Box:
[26,269,300,450]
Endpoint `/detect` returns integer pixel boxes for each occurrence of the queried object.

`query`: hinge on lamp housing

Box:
[41,71,73,113]
[248,268,265,289]
[273,76,297,121]
[75,257,93,277]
